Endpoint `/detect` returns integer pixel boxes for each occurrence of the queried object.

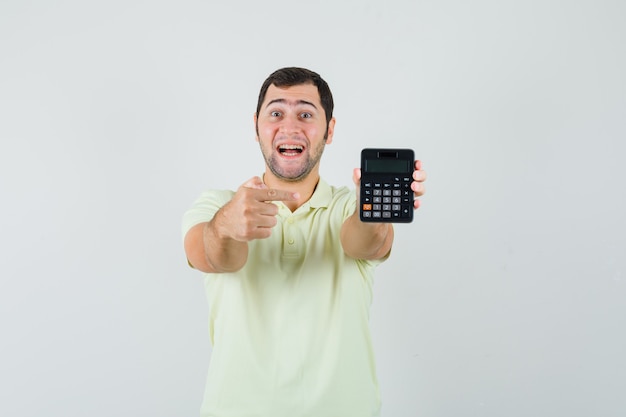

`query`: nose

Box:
[278,114,301,135]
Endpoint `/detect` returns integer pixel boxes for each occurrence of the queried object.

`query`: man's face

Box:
[255,83,335,182]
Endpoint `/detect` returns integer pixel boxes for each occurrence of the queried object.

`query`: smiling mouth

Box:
[278,144,304,156]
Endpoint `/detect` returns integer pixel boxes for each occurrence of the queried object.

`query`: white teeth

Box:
[279,144,304,154]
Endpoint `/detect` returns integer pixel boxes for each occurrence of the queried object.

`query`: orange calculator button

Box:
[362,204,372,211]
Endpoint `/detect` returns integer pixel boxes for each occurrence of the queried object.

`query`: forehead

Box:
[262,83,322,108]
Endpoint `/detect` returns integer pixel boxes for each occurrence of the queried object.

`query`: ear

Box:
[253,113,259,142]
[325,117,336,145]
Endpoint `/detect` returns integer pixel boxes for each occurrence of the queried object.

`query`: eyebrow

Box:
[265,98,318,110]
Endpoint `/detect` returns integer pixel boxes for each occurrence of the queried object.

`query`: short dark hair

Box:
[256,67,334,126]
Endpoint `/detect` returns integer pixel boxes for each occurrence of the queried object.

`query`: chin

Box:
[270,166,310,183]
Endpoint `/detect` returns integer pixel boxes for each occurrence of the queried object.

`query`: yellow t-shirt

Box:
[182,179,387,417]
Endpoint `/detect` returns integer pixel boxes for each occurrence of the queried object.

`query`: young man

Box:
[183,67,426,417]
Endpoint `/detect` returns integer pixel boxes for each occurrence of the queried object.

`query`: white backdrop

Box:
[1,1,624,416]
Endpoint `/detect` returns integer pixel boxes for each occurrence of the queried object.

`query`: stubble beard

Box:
[261,137,327,183]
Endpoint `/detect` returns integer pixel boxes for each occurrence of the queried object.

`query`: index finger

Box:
[252,188,300,202]
[413,160,427,182]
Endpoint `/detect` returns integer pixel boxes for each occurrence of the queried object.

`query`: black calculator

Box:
[360,148,414,223]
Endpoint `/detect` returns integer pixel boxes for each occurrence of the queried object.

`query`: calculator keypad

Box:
[360,176,413,222]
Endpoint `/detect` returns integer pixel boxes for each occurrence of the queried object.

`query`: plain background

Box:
[1,0,624,416]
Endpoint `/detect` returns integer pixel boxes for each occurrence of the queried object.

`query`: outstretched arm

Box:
[340,160,427,260]
[340,212,395,260]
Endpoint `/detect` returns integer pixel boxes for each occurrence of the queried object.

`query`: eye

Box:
[300,112,312,119]
[271,111,282,118]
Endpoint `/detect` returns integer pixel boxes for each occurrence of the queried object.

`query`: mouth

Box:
[277,144,305,156]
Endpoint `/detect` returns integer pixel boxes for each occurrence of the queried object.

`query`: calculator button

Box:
[361,173,413,222]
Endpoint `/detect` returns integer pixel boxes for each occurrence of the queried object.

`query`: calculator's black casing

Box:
[360,148,414,223]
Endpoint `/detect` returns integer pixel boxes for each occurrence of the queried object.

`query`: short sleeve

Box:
[181,190,235,242]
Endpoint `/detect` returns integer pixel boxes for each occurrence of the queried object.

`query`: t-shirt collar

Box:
[307,178,332,209]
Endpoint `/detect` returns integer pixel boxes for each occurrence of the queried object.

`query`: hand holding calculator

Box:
[359,148,415,223]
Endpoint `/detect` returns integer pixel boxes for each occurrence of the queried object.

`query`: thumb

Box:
[242,176,267,190]
[352,168,362,186]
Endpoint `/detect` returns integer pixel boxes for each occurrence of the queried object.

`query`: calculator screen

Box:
[365,159,410,173]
